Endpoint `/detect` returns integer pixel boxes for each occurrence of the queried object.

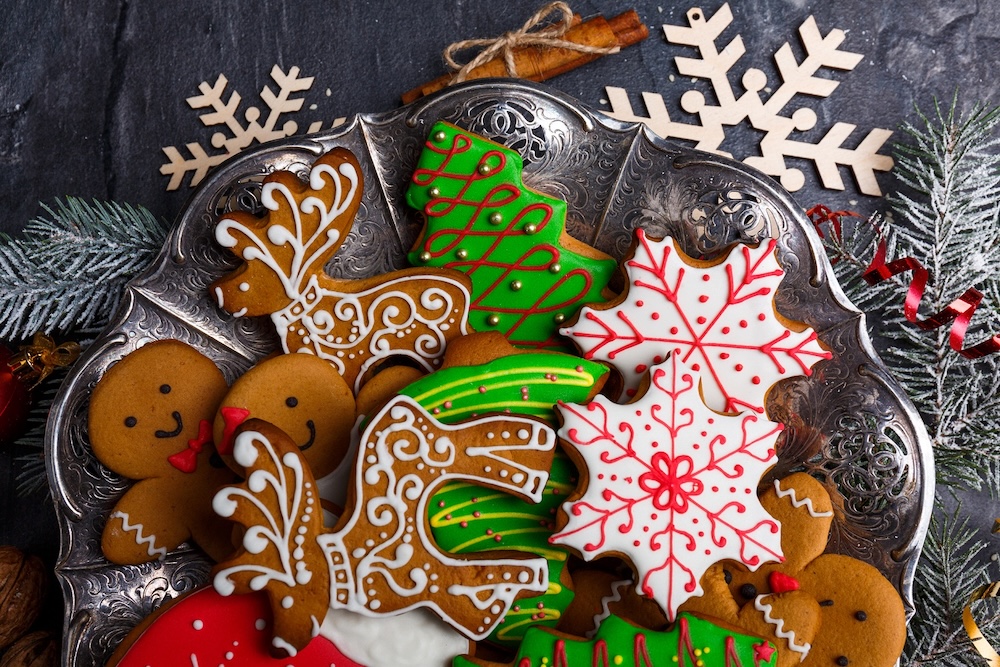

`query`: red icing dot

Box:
[721,326,730,334]
[634,540,641,547]
[720,352,729,359]
[494,535,503,542]
[691,363,700,371]
[610,475,617,481]
[537,603,544,609]
[473,511,481,517]
[702,274,710,281]
[751,376,761,385]
[651,312,660,320]
[438,501,445,507]
[739,320,748,328]
[669,327,678,334]
[443,401,453,408]
[698,295,708,303]
[635,364,647,373]
[486,529,493,535]
[460,521,468,528]
[696,316,706,324]
[625,388,637,398]
[445,514,453,520]
[735,364,744,371]
[758,313,767,321]
[654,355,664,363]
[478,386,487,393]
[636,300,644,307]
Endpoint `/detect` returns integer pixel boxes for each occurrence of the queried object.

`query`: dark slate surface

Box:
[1,0,999,640]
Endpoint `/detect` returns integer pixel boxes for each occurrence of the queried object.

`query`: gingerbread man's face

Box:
[89,340,229,480]
[213,353,356,480]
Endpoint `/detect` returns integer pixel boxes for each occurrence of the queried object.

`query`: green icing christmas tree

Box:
[453,613,778,667]
[406,121,617,350]
[400,351,608,647]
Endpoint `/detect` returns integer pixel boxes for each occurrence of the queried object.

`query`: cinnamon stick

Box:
[401,9,648,104]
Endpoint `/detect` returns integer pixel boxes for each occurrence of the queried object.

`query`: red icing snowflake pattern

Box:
[550,355,783,621]
[561,229,831,413]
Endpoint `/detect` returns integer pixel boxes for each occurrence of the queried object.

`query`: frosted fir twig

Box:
[0,198,167,340]
[903,499,1000,667]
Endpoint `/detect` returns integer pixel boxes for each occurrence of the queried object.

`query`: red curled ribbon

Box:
[807,204,1000,359]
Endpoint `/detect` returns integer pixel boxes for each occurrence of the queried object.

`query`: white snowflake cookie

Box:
[550,354,784,621]
[561,229,831,414]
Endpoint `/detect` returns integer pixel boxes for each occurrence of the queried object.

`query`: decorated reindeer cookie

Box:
[212,147,473,393]
[88,340,235,564]
[213,394,560,655]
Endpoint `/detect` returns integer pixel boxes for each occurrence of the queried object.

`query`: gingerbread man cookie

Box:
[88,340,235,564]
[213,352,357,482]
[679,473,907,667]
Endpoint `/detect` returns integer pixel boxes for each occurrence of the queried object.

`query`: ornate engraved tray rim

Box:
[45,78,934,665]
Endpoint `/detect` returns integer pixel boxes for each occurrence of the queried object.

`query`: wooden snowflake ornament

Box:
[550,355,784,621]
[561,229,831,414]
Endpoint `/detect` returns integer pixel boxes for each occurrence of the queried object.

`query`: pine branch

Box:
[904,498,1000,667]
[0,197,167,340]
[821,96,1000,486]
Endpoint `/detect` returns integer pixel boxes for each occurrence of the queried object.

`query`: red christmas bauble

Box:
[0,345,31,444]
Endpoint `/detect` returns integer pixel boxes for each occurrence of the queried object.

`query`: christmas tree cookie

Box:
[453,613,778,667]
[406,121,618,350]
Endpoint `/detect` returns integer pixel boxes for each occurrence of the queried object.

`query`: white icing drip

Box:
[319,608,470,667]
[110,511,167,559]
[271,635,297,657]
[773,479,834,518]
[755,595,811,660]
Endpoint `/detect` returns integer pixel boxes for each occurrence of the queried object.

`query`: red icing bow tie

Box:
[768,571,800,594]
[167,419,214,474]
[217,406,251,455]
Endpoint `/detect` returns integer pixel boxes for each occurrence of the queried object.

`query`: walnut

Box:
[0,548,46,651]
[0,631,57,667]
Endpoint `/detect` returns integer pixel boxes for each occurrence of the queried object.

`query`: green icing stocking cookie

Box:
[453,613,779,667]
[400,351,608,647]
[406,121,617,350]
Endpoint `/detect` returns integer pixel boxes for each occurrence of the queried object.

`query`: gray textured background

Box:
[1,0,998,638]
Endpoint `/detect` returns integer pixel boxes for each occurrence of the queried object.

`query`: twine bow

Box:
[443,1,619,83]
[7,332,82,389]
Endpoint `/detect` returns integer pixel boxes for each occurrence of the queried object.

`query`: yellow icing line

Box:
[408,366,599,405]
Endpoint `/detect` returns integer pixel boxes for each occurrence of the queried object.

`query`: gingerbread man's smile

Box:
[154,411,184,439]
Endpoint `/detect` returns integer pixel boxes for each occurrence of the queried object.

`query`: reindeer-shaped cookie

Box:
[211,148,472,393]
[213,395,556,655]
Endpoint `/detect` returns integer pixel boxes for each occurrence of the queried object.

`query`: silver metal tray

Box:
[46,79,933,665]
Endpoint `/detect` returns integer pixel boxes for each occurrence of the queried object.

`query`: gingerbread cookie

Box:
[679,473,907,667]
[88,340,235,564]
[560,229,831,412]
[213,395,561,650]
[454,613,777,667]
[213,352,357,481]
[212,419,331,656]
[550,354,784,621]
[406,122,617,351]
[212,147,473,393]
